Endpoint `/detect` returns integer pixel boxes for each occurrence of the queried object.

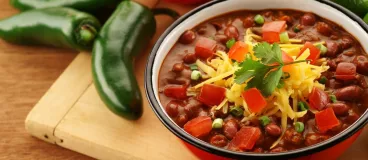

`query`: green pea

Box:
[254,14,265,25]
[212,118,224,129]
[295,122,305,133]
[259,116,271,126]
[230,106,244,117]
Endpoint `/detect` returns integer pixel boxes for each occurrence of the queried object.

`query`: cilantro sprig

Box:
[234,42,307,97]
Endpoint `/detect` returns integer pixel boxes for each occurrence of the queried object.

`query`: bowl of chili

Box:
[145,0,368,159]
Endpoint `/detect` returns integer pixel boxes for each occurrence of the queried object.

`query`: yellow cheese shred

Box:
[193,71,235,89]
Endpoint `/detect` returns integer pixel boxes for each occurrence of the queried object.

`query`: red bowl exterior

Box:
[182,129,363,160]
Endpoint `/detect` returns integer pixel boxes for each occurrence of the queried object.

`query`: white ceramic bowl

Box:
[146,0,368,159]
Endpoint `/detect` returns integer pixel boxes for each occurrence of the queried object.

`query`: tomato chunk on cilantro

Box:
[281,51,294,72]
[262,21,286,43]
[198,84,226,106]
[315,107,340,133]
[228,41,249,62]
[299,42,321,64]
[242,88,267,113]
[195,37,217,59]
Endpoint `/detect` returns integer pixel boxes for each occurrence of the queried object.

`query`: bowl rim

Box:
[145,0,368,159]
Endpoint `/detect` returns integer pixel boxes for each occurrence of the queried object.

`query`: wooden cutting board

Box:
[23,0,368,160]
[24,1,199,160]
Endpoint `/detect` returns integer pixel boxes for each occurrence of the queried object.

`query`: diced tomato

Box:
[282,51,294,63]
[184,116,212,138]
[282,51,294,72]
[309,87,330,111]
[335,62,356,81]
[315,107,340,133]
[298,42,321,64]
[242,88,267,113]
[228,41,249,62]
[262,21,286,43]
[163,85,187,99]
[229,127,261,151]
[195,37,217,59]
[198,84,226,106]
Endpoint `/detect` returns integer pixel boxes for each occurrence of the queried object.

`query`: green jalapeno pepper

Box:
[0,7,101,50]
[92,0,179,120]
[10,0,121,12]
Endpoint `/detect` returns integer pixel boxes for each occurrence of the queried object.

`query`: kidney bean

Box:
[335,85,363,101]
[343,51,355,57]
[172,63,184,72]
[328,103,350,116]
[263,11,273,17]
[224,25,239,40]
[211,21,223,30]
[167,77,190,86]
[243,16,255,28]
[284,128,304,145]
[216,44,226,51]
[183,53,197,64]
[305,133,330,146]
[184,104,197,118]
[265,124,282,137]
[187,97,202,108]
[326,79,343,89]
[166,100,180,117]
[270,147,287,153]
[213,109,227,118]
[335,54,355,64]
[176,114,189,127]
[197,26,207,35]
[316,22,332,36]
[280,15,293,24]
[288,31,296,38]
[357,75,368,88]
[197,109,209,117]
[327,59,337,70]
[253,147,264,153]
[181,68,192,79]
[255,133,265,146]
[353,55,368,76]
[179,30,196,44]
[340,36,354,50]
[330,34,340,40]
[209,134,228,147]
[223,119,239,139]
[300,13,316,26]
[215,34,228,44]
[345,109,360,124]
[326,41,341,58]
[251,27,263,36]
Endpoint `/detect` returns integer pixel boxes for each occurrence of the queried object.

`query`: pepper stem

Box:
[79,25,97,45]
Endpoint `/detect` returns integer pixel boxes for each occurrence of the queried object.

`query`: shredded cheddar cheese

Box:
[188,28,329,149]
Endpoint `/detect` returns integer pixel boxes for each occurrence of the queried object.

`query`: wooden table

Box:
[0,1,90,159]
[0,0,367,159]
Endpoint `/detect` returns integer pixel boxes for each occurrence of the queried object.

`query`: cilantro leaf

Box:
[254,42,283,65]
[244,65,272,92]
[261,67,283,96]
[234,58,269,84]
[226,38,236,49]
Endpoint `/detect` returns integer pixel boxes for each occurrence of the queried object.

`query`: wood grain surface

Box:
[0,0,367,159]
[0,1,90,159]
